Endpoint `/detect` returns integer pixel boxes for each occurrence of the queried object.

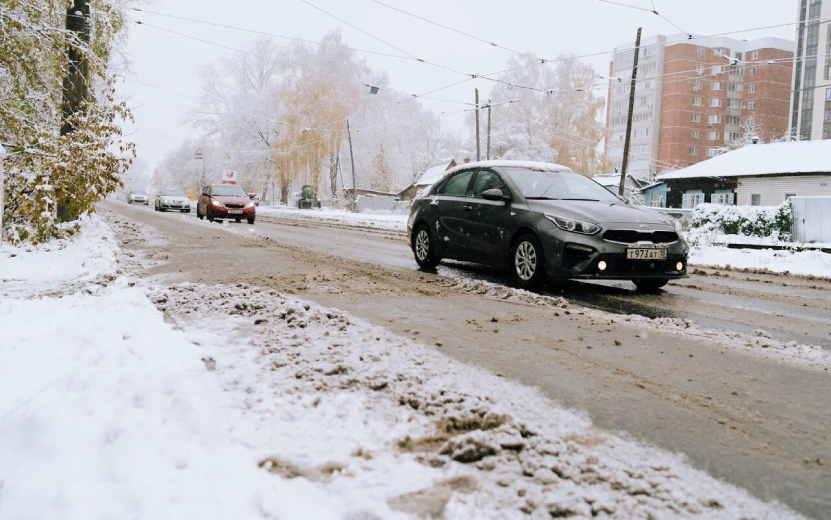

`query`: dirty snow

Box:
[690,246,831,280]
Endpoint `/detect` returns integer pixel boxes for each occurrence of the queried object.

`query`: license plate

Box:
[228,210,243,215]
[626,247,667,260]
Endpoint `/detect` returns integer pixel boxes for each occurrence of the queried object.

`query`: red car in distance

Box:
[197,184,256,224]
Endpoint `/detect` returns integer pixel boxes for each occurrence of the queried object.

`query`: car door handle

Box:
[462,205,473,211]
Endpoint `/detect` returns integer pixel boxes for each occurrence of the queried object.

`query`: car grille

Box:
[225,203,245,209]
[603,229,679,244]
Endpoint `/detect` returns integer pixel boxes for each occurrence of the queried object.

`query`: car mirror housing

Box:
[482,188,509,201]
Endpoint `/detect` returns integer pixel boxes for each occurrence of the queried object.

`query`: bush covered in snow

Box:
[689,202,793,241]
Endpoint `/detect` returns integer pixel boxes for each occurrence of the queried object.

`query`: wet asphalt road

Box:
[226,208,831,351]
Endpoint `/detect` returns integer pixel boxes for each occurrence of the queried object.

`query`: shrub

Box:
[689,202,792,241]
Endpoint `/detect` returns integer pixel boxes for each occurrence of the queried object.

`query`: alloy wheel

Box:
[515,241,537,281]
[415,230,430,261]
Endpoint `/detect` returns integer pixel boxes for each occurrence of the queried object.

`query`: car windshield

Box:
[502,168,619,202]
[130,190,144,195]
[161,189,186,197]
[211,186,248,197]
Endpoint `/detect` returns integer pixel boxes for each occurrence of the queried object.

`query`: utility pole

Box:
[619,27,642,198]
[346,118,357,212]
[0,144,5,247]
[57,0,91,221]
[475,88,481,161]
[487,102,492,160]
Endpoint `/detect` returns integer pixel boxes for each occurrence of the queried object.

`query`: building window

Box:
[751,50,759,60]
[748,83,757,93]
[693,80,702,91]
[711,81,723,90]
[712,65,725,75]
[750,194,761,206]
[695,64,704,75]
[632,144,651,155]
[706,147,719,157]
[727,98,741,110]
[735,52,743,62]
[683,192,705,208]
[784,193,797,201]
[750,67,758,76]
[691,113,701,123]
[689,146,698,156]
[708,115,722,125]
[691,129,700,139]
[649,192,664,207]
[726,115,741,125]
[697,47,705,56]
[727,132,740,141]
[827,87,831,101]
[825,108,831,122]
[693,97,702,106]
[825,130,831,140]
[633,127,650,138]
[728,82,741,92]
[710,98,723,107]
[707,131,720,140]
[747,100,756,110]
[713,48,724,58]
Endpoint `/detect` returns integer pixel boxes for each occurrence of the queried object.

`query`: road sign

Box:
[222,170,237,185]
[194,148,204,160]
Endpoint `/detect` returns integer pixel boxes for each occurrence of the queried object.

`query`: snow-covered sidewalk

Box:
[257,206,408,233]
[0,215,802,518]
[689,244,831,279]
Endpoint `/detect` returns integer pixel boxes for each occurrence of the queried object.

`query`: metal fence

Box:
[792,196,831,243]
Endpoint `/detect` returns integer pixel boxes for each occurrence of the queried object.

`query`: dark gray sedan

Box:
[407,161,688,290]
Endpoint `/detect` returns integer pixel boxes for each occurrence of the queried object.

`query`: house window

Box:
[649,192,664,207]
[751,50,759,60]
[710,98,723,107]
[695,64,704,75]
[697,47,705,56]
[707,131,720,140]
[713,192,732,205]
[711,81,723,90]
[708,115,722,125]
[693,97,702,106]
[692,113,701,123]
[750,67,758,76]
[691,129,700,139]
[683,192,705,208]
[693,80,702,91]
[748,83,757,93]
[784,193,797,201]
[689,146,698,156]
[747,100,756,110]
[750,194,761,206]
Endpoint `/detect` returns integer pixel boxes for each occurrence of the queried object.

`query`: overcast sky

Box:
[120,0,797,170]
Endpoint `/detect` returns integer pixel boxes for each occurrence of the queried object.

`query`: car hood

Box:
[160,196,189,203]
[212,196,251,205]
[525,199,673,226]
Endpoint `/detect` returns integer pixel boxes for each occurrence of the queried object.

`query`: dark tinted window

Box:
[472,170,507,198]
[503,168,618,201]
[438,170,474,196]
[211,185,248,197]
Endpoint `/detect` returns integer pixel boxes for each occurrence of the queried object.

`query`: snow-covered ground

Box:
[258,206,408,233]
[690,245,831,279]
[0,214,804,518]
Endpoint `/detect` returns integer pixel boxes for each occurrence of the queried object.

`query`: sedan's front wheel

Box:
[511,233,546,289]
[413,224,440,269]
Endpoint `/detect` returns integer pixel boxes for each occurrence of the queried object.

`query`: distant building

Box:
[643,139,831,208]
[790,0,831,140]
[397,159,457,201]
[591,172,649,201]
[606,34,794,177]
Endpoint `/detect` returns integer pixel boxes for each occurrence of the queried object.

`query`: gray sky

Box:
[120,0,797,169]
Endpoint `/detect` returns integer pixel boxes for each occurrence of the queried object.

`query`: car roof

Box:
[443,160,573,177]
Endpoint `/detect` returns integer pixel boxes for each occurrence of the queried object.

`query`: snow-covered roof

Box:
[657,140,831,181]
[415,159,455,186]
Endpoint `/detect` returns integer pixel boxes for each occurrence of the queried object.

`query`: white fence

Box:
[792,196,831,243]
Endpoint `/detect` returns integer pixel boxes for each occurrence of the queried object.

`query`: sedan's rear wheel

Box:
[413,224,440,269]
[633,278,669,292]
[511,233,545,289]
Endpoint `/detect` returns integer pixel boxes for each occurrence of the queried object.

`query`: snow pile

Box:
[258,206,408,233]
[690,246,831,280]
[0,215,118,297]
[145,282,798,519]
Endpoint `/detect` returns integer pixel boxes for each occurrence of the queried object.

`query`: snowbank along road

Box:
[103,201,831,518]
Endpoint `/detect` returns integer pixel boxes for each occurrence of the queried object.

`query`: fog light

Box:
[598,260,607,271]
[676,261,684,271]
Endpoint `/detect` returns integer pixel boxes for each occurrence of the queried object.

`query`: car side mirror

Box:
[482,188,509,201]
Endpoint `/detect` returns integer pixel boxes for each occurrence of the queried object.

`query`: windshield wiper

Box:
[525,196,560,200]
[558,198,602,202]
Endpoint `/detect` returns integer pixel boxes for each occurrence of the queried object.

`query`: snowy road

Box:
[104,201,831,518]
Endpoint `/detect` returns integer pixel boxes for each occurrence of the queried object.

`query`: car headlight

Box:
[544,214,601,235]
[210,198,225,208]
[245,202,255,208]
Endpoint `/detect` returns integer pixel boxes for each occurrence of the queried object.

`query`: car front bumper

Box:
[208,206,256,219]
[159,201,190,210]
[541,228,689,280]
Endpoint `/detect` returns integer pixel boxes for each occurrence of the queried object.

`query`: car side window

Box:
[438,170,474,197]
[472,170,508,198]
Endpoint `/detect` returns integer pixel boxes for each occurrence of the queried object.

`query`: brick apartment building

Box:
[790,0,831,140]
[606,34,794,177]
